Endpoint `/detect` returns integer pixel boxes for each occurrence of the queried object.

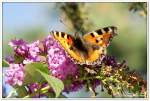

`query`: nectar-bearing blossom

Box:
[9,39,28,56]
[26,35,81,93]
[102,55,118,68]
[8,39,42,64]
[44,35,79,80]
[5,63,24,86]
[28,40,41,60]
[5,40,42,86]
[6,35,81,92]
[23,40,41,64]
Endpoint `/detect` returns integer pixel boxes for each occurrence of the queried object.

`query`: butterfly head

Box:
[109,26,118,38]
[104,26,118,47]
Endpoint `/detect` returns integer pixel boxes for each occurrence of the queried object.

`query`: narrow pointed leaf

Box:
[23,62,49,85]
[37,70,64,97]
[2,59,9,67]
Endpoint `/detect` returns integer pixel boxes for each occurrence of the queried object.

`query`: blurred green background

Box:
[3,2,147,97]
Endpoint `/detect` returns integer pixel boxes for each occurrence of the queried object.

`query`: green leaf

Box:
[37,70,64,98]
[14,86,28,98]
[23,62,49,85]
[2,59,9,67]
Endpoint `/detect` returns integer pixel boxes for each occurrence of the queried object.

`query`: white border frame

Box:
[0,1,149,100]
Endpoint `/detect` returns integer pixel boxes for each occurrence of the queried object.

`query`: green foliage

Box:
[2,59,9,67]
[37,70,64,98]
[23,62,49,85]
[14,86,28,98]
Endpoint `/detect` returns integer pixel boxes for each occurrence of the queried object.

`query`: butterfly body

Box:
[51,26,117,65]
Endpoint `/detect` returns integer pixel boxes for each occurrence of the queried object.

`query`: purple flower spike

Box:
[23,40,42,64]
[42,35,56,51]
[9,39,28,56]
[28,83,39,93]
[102,55,118,68]
[26,41,41,62]
[5,63,25,86]
[44,35,79,80]
[9,39,27,47]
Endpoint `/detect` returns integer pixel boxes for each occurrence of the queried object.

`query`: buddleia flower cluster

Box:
[4,34,147,98]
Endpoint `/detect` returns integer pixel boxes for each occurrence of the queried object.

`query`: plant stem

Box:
[24,86,50,98]
[75,76,103,81]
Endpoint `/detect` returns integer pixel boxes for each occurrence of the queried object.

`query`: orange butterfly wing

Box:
[83,26,117,65]
[83,26,117,47]
[51,31,86,64]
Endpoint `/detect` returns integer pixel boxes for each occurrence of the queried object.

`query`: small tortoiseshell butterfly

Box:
[51,26,117,65]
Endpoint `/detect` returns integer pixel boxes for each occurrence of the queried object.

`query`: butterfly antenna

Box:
[59,19,74,32]
[59,19,80,38]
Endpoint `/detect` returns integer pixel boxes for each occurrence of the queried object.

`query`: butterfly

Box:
[51,26,117,65]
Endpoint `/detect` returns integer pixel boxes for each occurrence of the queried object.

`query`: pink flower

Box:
[9,39,28,56]
[24,40,41,64]
[5,64,25,86]
[44,35,79,80]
